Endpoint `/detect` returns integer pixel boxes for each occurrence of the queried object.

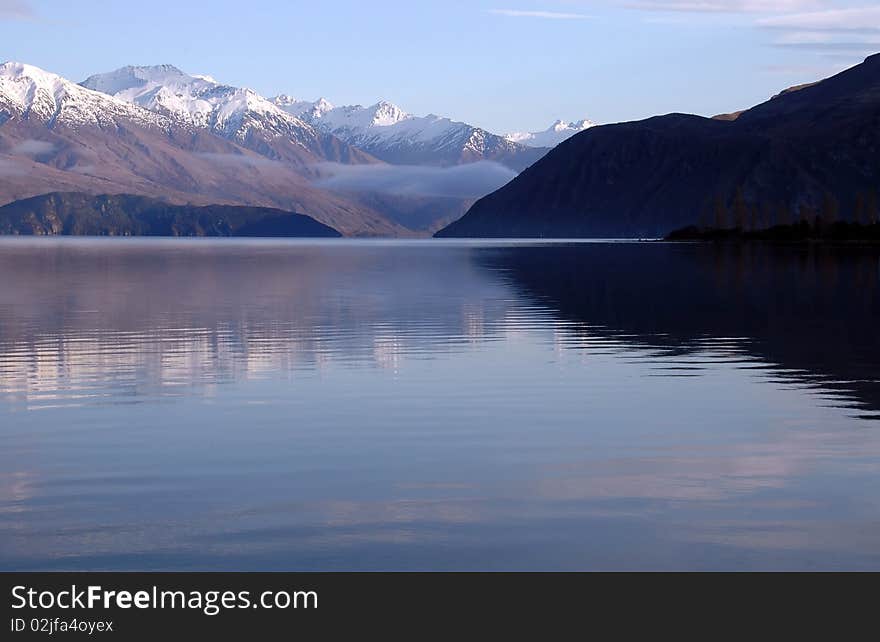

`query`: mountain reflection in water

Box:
[0,238,878,570]
[478,242,880,418]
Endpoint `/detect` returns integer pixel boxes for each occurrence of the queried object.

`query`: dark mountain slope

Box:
[438,54,880,238]
[0,193,341,237]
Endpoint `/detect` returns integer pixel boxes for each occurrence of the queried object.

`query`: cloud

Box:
[757,7,880,57]
[312,161,517,199]
[0,0,33,19]
[192,152,282,168]
[773,31,880,47]
[758,6,880,30]
[771,38,880,57]
[67,163,97,175]
[0,158,26,176]
[760,62,846,74]
[10,139,56,156]
[618,1,880,61]
[488,9,592,19]
[623,0,823,12]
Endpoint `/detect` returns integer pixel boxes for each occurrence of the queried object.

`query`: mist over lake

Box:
[311,161,517,199]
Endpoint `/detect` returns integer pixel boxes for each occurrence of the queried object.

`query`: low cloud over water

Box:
[312,161,517,198]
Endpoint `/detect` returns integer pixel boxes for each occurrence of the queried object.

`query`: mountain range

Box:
[79,65,376,167]
[271,95,549,171]
[438,54,880,238]
[0,61,592,236]
[0,62,399,235]
[504,120,595,148]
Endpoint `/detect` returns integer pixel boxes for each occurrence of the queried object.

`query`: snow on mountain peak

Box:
[367,100,409,127]
[568,119,594,130]
[81,65,224,126]
[4,60,555,170]
[314,97,334,112]
[505,118,596,148]
[2,61,57,82]
[0,61,168,129]
[1,61,72,114]
[271,93,542,166]
[297,99,412,133]
[81,65,322,143]
[272,95,334,121]
[80,64,189,95]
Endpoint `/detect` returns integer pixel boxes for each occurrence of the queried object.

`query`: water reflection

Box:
[479,243,880,416]
[0,238,879,570]
[0,240,514,408]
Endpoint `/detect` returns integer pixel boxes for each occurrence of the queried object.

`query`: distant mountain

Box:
[1,62,169,130]
[88,71,545,170]
[437,54,880,238]
[0,62,411,236]
[1,61,586,237]
[505,119,596,148]
[0,192,341,237]
[81,65,376,166]
[273,95,335,122]
[273,97,547,171]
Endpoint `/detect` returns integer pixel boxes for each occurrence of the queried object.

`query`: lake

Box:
[1,238,879,570]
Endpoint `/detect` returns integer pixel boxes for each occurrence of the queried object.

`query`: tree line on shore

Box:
[667,188,880,241]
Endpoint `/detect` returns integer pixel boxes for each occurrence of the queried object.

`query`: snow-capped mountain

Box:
[80,64,301,138]
[0,61,170,130]
[81,65,376,166]
[273,97,546,171]
[505,119,596,148]
[272,95,334,121]
[0,60,571,236]
[0,61,407,235]
[74,65,548,170]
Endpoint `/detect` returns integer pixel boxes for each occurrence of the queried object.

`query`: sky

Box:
[1,0,878,133]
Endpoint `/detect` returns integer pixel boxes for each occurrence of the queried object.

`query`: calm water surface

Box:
[1,238,879,570]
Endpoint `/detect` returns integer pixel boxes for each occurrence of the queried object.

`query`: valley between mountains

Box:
[6,55,876,240]
[0,62,591,237]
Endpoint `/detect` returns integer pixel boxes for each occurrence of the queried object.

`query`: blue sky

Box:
[1,0,877,132]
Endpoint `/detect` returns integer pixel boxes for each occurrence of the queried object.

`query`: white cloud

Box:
[624,0,823,12]
[774,30,880,43]
[0,158,26,176]
[757,6,880,57]
[761,62,845,74]
[312,161,517,199]
[10,139,56,156]
[770,39,880,57]
[488,9,593,19]
[67,163,97,175]
[192,152,282,168]
[622,1,879,59]
[0,0,33,19]
[758,6,880,30]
